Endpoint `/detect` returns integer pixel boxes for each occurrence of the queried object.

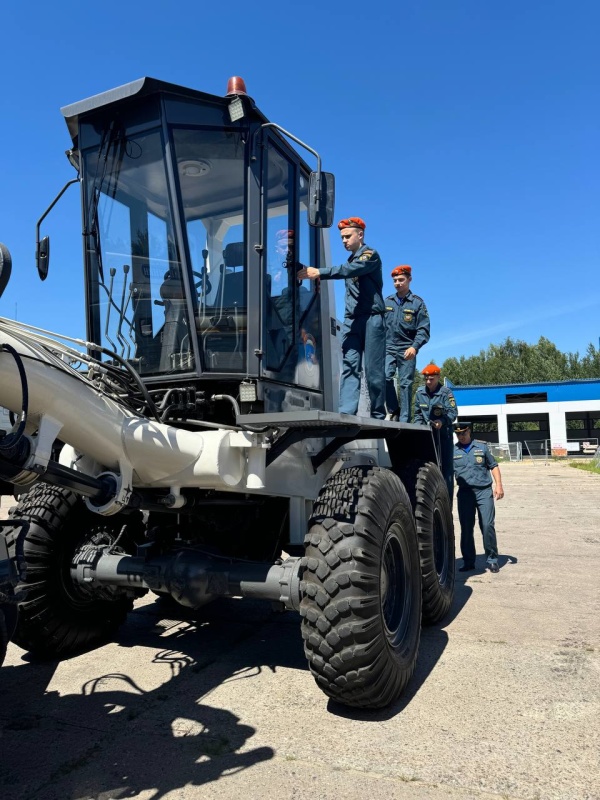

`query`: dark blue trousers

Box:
[457,485,498,565]
[385,352,416,422]
[340,314,386,419]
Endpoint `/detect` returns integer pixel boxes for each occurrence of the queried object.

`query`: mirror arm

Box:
[36,177,81,256]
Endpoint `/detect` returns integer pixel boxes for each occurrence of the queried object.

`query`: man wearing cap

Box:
[267,229,313,373]
[453,421,504,573]
[297,217,386,418]
[266,229,295,372]
[271,229,294,295]
[414,364,458,503]
[384,265,430,422]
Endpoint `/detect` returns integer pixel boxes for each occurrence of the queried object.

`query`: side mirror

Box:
[0,243,12,299]
[308,171,335,228]
[36,236,50,281]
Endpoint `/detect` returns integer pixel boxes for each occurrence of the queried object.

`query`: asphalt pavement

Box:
[1,460,599,800]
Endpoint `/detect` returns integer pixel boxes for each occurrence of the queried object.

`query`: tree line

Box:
[440,336,600,386]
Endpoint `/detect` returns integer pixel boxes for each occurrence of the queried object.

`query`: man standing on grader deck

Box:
[297,216,386,419]
[384,265,430,422]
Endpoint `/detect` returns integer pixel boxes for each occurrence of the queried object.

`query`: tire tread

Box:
[5,484,139,656]
[300,466,422,708]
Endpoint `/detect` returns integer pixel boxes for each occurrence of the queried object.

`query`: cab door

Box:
[261,136,322,397]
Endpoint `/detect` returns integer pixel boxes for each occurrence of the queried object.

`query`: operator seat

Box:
[197,242,246,371]
[156,267,194,372]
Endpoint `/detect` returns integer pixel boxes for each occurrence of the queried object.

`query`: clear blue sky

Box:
[1,0,598,365]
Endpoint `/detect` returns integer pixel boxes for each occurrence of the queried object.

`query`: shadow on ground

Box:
[0,597,290,800]
[453,553,519,577]
[0,565,478,795]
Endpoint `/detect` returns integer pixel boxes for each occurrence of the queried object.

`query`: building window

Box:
[509,421,542,432]
[565,411,600,438]
[473,421,498,432]
[506,392,548,404]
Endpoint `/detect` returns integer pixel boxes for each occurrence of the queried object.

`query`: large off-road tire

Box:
[300,466,422,709]
[5,484,143,657]
[396,460,455,625]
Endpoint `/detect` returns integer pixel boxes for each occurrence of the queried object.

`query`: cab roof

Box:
[60,76,265,143]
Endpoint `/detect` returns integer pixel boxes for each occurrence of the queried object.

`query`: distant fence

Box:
[564,437,599,456]
[488,442,522,462]
[523,437,599,463]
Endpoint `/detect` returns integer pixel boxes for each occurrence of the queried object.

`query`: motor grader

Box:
[0,76,454,708]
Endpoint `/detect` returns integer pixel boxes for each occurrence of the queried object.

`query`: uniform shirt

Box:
[453,439,498,489]
[413,383,457,435]
[318,243,384,318]
[384,291,430,354]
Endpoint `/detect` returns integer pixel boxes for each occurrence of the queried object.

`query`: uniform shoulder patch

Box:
[412,295,429,315]
[362,249,374,256]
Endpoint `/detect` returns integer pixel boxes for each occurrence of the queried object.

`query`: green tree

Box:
[442,337,600,386]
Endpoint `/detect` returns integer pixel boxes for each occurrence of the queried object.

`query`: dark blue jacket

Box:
[385,291,430,355]
[453,440,498,488]
[414,384,458,437]
[319,244,384,318]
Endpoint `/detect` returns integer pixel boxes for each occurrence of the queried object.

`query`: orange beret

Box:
[276,229,294,241]
[422,364,441,376]
[337,216,366,230]
[391,265,411,278]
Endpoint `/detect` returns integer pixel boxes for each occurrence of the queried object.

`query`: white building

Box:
[447,378,600,456]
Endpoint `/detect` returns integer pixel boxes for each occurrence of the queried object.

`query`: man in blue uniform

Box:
[297,216,386,418]
[384,265,430,422]
[414,364,458,504]
[453,421,504,573]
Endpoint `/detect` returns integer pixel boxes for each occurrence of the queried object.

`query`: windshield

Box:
[173,127,247,373]
[83,125,194,376]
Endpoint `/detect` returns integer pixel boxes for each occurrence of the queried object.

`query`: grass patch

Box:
[569,461,600,475]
